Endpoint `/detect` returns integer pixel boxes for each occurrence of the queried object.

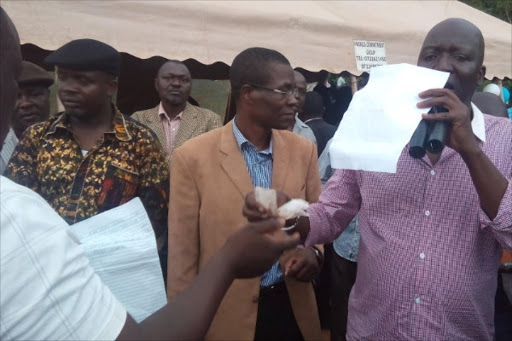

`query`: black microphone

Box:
[409,105,449,159]
[408,119,429,159]
[425,106,449,154]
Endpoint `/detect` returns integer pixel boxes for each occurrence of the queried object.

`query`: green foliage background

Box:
[460,0,512,24]
[460,0,511,88]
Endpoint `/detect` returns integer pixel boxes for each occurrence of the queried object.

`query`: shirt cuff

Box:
[305,204,323,248]
[479,180,512,231]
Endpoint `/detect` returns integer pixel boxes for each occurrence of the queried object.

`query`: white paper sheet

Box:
[70,198,167,323]
[329,63,450,173]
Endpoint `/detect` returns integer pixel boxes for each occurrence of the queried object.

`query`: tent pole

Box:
[496,79,504,102]
[350,74,358,94]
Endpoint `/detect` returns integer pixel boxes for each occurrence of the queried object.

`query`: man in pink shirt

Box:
[244,18,512,340]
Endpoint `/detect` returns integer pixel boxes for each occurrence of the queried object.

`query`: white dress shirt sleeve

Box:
[0,176,127,341]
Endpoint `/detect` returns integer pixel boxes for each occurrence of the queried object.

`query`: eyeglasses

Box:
[247,83,298,98]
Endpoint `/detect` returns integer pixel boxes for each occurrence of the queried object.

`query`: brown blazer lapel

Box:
[174,103,199,148]
[219,121,253,198]
[271,130,290,191]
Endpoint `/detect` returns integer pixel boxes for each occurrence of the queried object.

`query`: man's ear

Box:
[477,65,486,86]
[240,84,254,102]
[106,77,118,97]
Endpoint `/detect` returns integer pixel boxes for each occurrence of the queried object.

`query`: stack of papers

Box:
[329,63,449,173]
[70,198,167,322]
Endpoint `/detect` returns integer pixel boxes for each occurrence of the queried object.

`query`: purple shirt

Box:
[306,107,512,340]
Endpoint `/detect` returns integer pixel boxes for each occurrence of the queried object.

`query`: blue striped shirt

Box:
[232,119,283,286]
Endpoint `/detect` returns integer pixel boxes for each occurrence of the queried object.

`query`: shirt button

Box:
[430,170,435,176]
[420,252,425,259]
[425,210,430,216]
[415,297,421,304]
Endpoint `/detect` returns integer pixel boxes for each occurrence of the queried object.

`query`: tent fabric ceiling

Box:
[4,0,512,79]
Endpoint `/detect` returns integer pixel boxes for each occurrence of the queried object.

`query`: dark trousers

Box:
[254,282,305,341]
[495,272,512,341]
[315,243,334,329]
[330,253,357,341]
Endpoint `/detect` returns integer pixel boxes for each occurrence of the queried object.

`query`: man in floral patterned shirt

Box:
[6,39,169,277]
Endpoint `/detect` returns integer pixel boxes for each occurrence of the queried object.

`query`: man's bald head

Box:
[418,18,486,106]
[0,8,22,149]
[423,18,485,65]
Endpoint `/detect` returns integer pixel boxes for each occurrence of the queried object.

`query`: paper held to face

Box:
[254,187,309,220]
[329,63,450,173]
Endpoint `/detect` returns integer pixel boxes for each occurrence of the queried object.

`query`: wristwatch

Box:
[282,216,300,231]
[310,246,323,267]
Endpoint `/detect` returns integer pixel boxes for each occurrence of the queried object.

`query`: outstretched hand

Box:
[417,88,480,155]
[222,218,300,279]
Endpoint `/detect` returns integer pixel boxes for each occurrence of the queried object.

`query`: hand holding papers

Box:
[329,64,449,173]
[70,198,167,323]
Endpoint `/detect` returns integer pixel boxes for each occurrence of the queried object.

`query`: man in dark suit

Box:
[299,91,337,155]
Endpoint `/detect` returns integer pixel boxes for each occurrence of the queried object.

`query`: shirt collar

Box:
[232,116,272,154]
[46,107,132,141]
[303,117,322,124]
[470,103,486,143]
[295,116,309,128]
[158,102,183,120]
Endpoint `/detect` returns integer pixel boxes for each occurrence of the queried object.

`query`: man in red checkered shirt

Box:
[244,18,512,340]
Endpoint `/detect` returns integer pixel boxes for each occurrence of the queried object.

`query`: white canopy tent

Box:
[4,0,511,78]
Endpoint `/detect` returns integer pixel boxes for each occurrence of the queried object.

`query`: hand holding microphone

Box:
[410,88,478,158]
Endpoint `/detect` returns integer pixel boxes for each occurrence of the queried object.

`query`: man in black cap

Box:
[6,38,170,277]
[12,61,54,138]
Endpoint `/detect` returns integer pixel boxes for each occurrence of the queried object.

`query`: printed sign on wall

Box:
[354,40,387,72]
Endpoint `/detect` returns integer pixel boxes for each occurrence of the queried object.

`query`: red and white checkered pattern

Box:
[307,113,512,340]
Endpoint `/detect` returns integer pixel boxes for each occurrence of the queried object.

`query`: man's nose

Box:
[435,54,453,73]
[58,79,78,94]
[288,92,299,107]
[17,94,33,108]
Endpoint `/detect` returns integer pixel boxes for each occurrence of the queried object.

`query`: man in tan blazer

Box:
[132,60,222,158]
[168,47,323,341]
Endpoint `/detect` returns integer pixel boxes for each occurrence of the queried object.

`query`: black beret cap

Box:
[19,61,54,87]
[45,38,120,76]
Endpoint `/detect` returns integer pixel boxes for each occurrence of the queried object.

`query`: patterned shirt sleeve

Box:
[135,132,169,249]
[305,169,361,247]
[478,121,512,251]
[479,173,512,250]
[5,124,45,192]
